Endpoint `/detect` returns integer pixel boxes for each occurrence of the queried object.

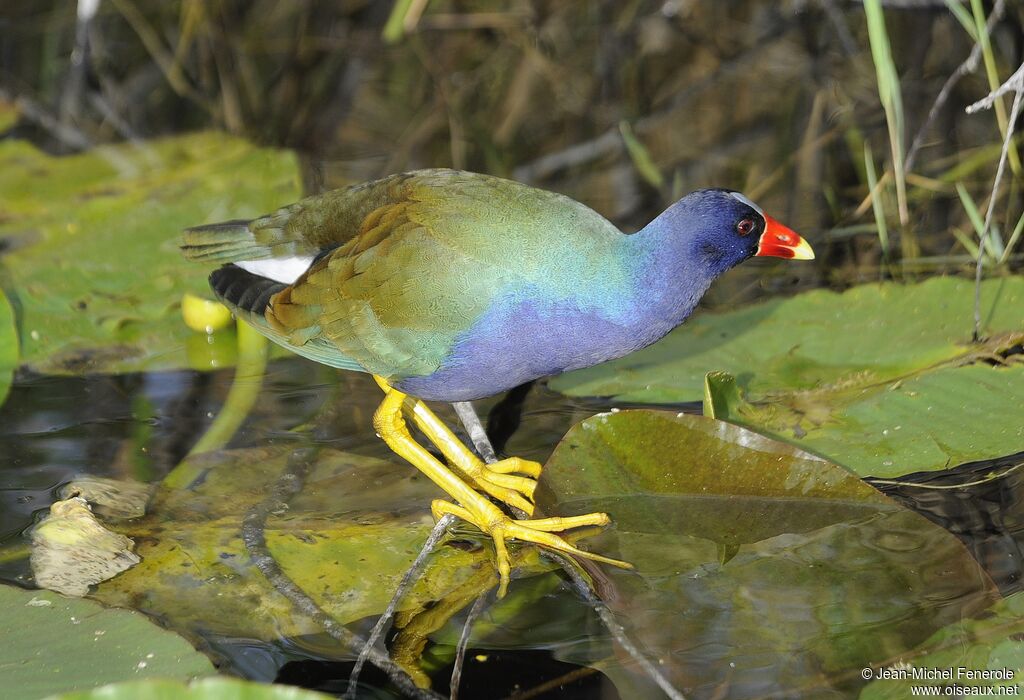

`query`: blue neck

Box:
[621,205,727,329]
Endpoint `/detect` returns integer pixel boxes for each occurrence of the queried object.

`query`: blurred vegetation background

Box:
[1,0,1022,303]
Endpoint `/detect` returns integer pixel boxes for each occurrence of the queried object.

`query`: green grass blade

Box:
[383,0,417,44]
[956,182,986,237]
[998,209,1024,264]
[863,143,890,259]
[943,0,976,38]
[619,121,665,189]
[955,183,1003,260]
[863,0,908,225]
[952,227,981,259]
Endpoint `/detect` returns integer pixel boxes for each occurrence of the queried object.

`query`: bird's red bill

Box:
[755,215,815,260]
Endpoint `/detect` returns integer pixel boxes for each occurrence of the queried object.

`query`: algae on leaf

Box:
[93,445,546,642]
[538,410,998,699]
[0,584,214,700]
[0,132,300,374]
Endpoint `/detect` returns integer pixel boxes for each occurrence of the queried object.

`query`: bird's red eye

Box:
[737,218,755,236]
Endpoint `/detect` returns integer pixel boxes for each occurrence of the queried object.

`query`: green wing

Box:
[265,170,624,378]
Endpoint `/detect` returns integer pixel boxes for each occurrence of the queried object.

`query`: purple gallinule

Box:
[182,169,813,594]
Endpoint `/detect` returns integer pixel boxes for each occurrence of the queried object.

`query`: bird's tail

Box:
[181,207,315,263]
[180,219,268,262]
[209,264,285,329]
[208,263,364,372]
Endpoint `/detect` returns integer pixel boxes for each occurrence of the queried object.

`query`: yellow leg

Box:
[371,375,632,596]
[403,392,541,515]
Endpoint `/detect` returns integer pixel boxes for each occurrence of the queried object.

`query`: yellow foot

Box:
[431,498,632,597]
[460,456,542,516]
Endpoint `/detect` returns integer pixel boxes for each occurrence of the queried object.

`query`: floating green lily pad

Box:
[0,584,214,700]
[0,132,300,374]
[0,286,16,406]
[860,591,1024,699]
[705,363,1024,477]
[93,445,546,642]
[538,410,999,699]
[46,677,335,700]
[551,276,1024,402]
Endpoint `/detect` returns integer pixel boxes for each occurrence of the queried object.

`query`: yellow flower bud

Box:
[181,293,232,334]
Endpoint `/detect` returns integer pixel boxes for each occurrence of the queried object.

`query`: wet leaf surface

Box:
[551,276,1024,402]
[0,133,300,374]
[538,410,1000,699]
[705,364,1024,478]
[0,583,214,699]
[92,445,545,642]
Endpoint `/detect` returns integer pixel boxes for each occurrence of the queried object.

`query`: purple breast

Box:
[394,294,684,402]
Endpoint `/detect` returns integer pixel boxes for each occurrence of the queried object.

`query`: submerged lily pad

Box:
[705,365,1024,477]
[93,445,545,643]
[860,591,1024,699]
[551,276,1024,402]
[0,132,300,374]
[0,584,214,700]
[0,286,16,406]
[538,410,999,699]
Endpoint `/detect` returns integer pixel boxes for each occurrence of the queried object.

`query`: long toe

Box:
[486,457,543,478]
[430,495,631,597]
[469,459,541,515]
[501,517,633,571]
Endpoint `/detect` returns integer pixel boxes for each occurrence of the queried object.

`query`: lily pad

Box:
[0,286,16,406]
[860,591,1024,699]
[0,584,214,700]
[705,364,1024,477]
[0,132,300,374]
[47,677,334,700]
[551,276,1024,402]
[537,410,999,699]
[93,445,546,642]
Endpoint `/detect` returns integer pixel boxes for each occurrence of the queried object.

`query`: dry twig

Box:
[241,446,442,700]
[449,591,490,700]
[964,61,1024,341]
[904,0,1007,173]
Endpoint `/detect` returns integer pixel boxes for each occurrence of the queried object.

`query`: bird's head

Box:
[658,189,814,276]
